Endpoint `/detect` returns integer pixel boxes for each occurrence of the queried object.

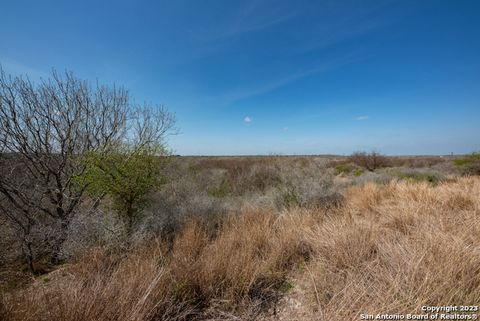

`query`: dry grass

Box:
[2,177,480,320]
[305,177,480,320]
[1,210,316,320]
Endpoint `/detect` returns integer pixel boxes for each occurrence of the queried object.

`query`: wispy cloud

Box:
[211,52,368,106]
[215,0,301,40]
[0,57,48,80]
[292,2,395,55]
[283,127,289,132]
[244,116,252,123]
[177,1,390,107]
[186,0,300,58]
[356,115,369,121]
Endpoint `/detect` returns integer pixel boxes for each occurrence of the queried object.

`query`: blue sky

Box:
[1,0,479,155]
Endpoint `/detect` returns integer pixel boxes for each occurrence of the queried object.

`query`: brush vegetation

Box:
[1,173,479,320]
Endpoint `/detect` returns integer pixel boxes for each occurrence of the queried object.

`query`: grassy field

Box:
[1,155,479,320]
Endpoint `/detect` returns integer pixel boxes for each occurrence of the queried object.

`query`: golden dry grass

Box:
[304,177,480,320]
[1,177,479,320]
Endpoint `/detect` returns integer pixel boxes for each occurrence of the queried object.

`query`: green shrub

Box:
[335,163,352,174]
[354,169,364,177]
[454,153,480,166]
[207,180,230,198]
[454,153,480,175]
[278,186,300,209]
[396,171,440,184]
[280,281,294,293]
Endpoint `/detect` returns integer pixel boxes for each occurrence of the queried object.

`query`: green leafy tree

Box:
[78,144,169,234]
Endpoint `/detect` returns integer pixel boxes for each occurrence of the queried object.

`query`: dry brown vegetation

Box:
[2,174,479,320]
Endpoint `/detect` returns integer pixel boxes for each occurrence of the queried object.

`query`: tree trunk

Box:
[22,235,35,274]
[50,217,69,265]
[125,199,135,237]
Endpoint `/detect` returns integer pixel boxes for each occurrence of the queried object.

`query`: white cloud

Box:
[244,116,252,123]
[356,115,369,121]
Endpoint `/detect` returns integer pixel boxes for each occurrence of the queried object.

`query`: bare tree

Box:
[0,194,36,272]
[349,151,390,171]
[0,67,176,265]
